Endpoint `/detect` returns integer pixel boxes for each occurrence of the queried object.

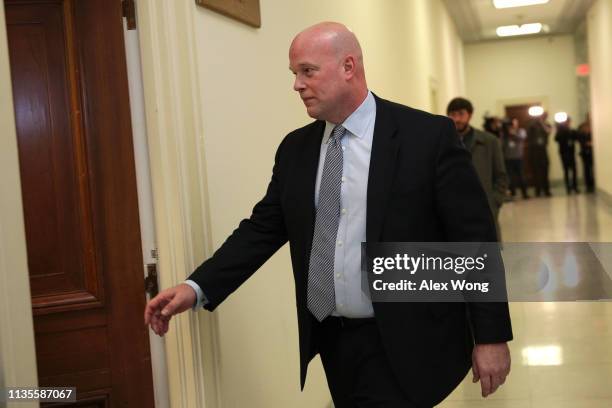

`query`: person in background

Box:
[527,112,552,197]
[502,118,529,199]
[577,113,595,193]
[554,117,579,194]
[447,98,508,241]
[484,116,503,139]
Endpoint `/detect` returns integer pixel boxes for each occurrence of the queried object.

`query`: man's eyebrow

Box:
[290,63,319,70]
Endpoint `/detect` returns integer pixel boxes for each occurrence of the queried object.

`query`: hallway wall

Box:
[464,35,580,184]
[190,0,464,406]
[0,3,39,400]
[588,0,612,197]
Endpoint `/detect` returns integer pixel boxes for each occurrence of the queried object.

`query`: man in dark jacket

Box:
[527,113,552,197]
[447,98,508,242]
[578,114,595,193]
[554,117,579,194]
[145,22,513,408]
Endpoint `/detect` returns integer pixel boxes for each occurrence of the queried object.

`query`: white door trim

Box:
[135,1,221,406]
[122,13,171,408]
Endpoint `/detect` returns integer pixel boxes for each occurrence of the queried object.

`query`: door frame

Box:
[122,14,171,408]
[495,95,550,118]
[136,1,221,407]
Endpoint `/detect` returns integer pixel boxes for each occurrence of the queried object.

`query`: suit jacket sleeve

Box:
[434,119,513,344]
[187,136,290,311]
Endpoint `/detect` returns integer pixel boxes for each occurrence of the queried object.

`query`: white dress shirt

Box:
[316,91,376,317]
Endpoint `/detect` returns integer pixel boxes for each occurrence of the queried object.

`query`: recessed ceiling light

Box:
[529,106,544,117]
[493,0,550,9]
[496,23,543,37]
[554,112,568,123]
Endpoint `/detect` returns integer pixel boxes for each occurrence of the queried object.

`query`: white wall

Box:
[191,0,464,406]
[588,0,612,196]
[0,4,39,405]
[465,35,580,183]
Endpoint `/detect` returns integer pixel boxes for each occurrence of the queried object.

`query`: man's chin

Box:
[305,107,321,120]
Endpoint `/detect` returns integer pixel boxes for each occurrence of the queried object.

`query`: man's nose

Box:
[293,76,305,92]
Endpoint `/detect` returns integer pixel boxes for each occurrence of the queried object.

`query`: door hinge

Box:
[145,263,159,298]
[122,0,137,30]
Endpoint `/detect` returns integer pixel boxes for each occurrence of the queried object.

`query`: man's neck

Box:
[332,88,369,125]
[459,125,472,139]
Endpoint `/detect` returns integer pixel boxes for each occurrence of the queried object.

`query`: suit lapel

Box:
[367,96,399,242]
[298,120,325,258]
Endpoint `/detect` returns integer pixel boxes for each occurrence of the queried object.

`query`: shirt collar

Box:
[323,91,375,144]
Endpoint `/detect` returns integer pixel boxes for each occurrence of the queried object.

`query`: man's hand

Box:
[472,343,511,398]
[144,283,197,336]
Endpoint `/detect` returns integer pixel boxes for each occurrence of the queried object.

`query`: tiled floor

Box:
[438,190,612,407]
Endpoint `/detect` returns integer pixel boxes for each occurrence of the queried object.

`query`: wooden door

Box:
[505,104,535,130]
[506,103,540,186]
[5,0,154,406]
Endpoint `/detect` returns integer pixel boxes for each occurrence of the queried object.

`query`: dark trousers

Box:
[581,154,595,192]
[316,316,423,408]
[529,150,550,196]
[560,155,578,193]
[505,159,528,197]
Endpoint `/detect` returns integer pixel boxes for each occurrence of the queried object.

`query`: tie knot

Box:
[330,125,346,143]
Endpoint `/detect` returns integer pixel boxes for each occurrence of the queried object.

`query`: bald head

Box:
[289,22,368,123]
[292,22,364,69]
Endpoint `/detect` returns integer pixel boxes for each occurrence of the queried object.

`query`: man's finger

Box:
[150,308,167,334]
[161,295,183,317]
[144,299,156,324]
[145,295,169,324]
[489,375,502,395]
[157,317,167,335]
[472,363,480,383]
[156,318,168,336]
[150,315,159,333]
[480,375,492,397]
[147,312,158,330]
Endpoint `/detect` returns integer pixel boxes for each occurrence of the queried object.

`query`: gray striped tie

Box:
[307,125,346,322]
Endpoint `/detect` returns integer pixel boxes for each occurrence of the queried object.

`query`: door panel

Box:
[8,0,101,312]
[5,0,154,406]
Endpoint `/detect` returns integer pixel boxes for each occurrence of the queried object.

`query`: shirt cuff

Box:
[183,280,208,310]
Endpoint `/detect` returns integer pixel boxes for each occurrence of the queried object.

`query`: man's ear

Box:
[343,56,356,77]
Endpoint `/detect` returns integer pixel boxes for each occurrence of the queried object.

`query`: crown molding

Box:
[443,0,483,42]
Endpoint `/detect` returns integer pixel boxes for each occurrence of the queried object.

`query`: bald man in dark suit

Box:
[146,22,512,408]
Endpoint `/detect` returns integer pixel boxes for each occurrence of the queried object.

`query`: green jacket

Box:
[463,128,508,215]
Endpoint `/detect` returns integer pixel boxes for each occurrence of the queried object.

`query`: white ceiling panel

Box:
[444,0,595,42]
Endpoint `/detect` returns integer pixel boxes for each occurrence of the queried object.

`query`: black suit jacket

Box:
[189,95,513,407]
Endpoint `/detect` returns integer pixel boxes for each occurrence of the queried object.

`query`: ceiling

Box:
[443,0,595,42]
